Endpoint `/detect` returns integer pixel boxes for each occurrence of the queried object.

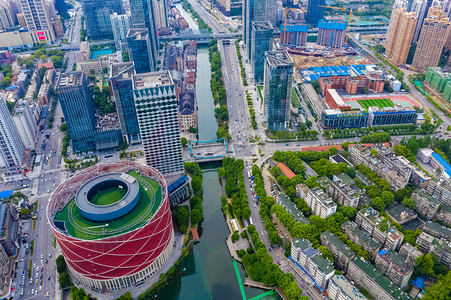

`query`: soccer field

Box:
[357,98,395,110]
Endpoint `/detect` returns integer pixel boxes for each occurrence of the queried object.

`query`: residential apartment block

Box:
[329,173,363,207]
[347,256,412,300]
[342,221,381,259]
[374,249,413,288]
[426,177,451,206]
[355,208,404,251]
[423,221,451,240]
[276,194,309,224]
[321,231,355,271]
[412,189,440,219]
[417,148,434,163]
[327,275,368,300]
[436,206,451,226]
[297,184,337,218]
[399,243,423,265]
[291,238,335,289]
[416,231,451,268]
[385,8,417,65]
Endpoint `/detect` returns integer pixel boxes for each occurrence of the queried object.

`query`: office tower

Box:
[110,13,132,53]
[306,0,326,26]
[129,0,159,70]
[110,62,141,144]
[263,51,294,131]
[385,8,417,65]
[81,0,123,40]
[0,3,15,30]
[251,21,274,84]
[317,19,347,49]
[0,96,25,174]
[243,0,267,58]
[19,0,56,43]
[57,72,96,152]
[266,0,278,27]
[12,100,37,150]
[132,71,184,176]
[411,0,429,42]
[127,28,154,73]
[412,7,451,70]
[153,0,167,29]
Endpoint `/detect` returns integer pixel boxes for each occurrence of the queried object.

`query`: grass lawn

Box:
[54,172,162,240]
[257,86,263,100]
[357,98,394,110]
[292,88,301,108]
[90,188,126,206]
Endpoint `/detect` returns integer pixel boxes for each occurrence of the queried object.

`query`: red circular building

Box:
[47,161,174,291]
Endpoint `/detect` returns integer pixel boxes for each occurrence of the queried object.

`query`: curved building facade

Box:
[47,161,174,291]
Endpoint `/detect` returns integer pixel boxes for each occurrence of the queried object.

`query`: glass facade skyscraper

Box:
[263,51,294,131]
[129,0,159,70]
[126,28,154,73]
[306,0,326,26]
[109,62,141,144]
[243,0,268,58]
[81,0,123,40]
[251,21,273,84]
[57,72,96,152]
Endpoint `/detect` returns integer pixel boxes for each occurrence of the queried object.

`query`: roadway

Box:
[187,0,228,34]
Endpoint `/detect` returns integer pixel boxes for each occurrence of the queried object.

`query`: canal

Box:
[157,5,280,300]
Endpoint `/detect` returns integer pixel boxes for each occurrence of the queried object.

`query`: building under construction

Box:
[280,21,308,48]
[317,19,347,49]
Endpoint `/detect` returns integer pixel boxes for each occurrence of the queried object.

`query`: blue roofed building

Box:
[317,19,347,49]
[430,152,451,179]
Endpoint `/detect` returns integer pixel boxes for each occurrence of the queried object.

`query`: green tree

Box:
[56,255,67,273]
[402,197,416,209]
[59,123,68,132]
[1,77,11,89]
[371,197,385,211]
[424,271,451,300]
[181,137,188,148]
[414,254,435,277]
[381,191,395,207]
[191,208,202,224]
[58,271,72,288]
[231,231,240,243]
[242,207,251,220]
[218,167,225,177]
[20,208,30,217]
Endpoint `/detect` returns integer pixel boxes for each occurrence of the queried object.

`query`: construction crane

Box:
[318,5,354,45]
[282,4,306,45]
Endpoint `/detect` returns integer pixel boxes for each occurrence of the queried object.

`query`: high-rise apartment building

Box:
[109,62,141,144]
[57,72,96,152]
[316,19,347,49]
[0,2,15,30]
[385,8,417,65]
[81,0,123,40]
[129,0,159,69]
[306,0,326,26]
[412,7,451,71]
[152,0,167,29]
[251,21,273,84]
[0,96,25,175]
[127,28,154,73]
[110,13,132,53]
[132,71,184,176]
[411,0,429,42]
[263,51,293,131]
[19,0,56,43]
[243,0,268,58]
[432,0,451,18]
[12,100,37,150]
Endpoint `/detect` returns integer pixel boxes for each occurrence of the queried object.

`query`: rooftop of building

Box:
[126,28,149,40]
[277,194,309,224]
[265,51,293,66]
[252,20,274,30]
[300,64,378,82]
[418,231,435,243]
[330,275,368,300]
[133,71,173,89]
[424,221,451,240]
[276,162,296,179]
[351,256,412,300]
[317,176,332,189]
[431,152,451,173]
[322,231,355,258]
[330,155,352,166]
[413,189,440,206]
[431,237,451,252]
[342,220,381,250]
[311,187,335,207]
[311,254,335,274]
[292,237,312,251]
[386,204,418,224]
[333,172,355,186]
[110,62,135,79]
[378,249,413,274]
[57,72,84,88]
[417,148,434,156]
[54,171,162,240]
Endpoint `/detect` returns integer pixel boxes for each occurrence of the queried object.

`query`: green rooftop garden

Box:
[89,188,127,206]
[54,171,162,240]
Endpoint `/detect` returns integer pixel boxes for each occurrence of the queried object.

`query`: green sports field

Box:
[357,98,394,110]
[90,188,127,206]
[54,171,162,240]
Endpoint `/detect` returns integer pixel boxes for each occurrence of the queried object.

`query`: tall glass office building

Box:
[129,0,159,70]
[243,0,268,58]
[126,28,154,73]
[251,21,274,84]
[110,62,141,144]
[81,0,123,40]
[306,0,326,26]
[263,51,294,131]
